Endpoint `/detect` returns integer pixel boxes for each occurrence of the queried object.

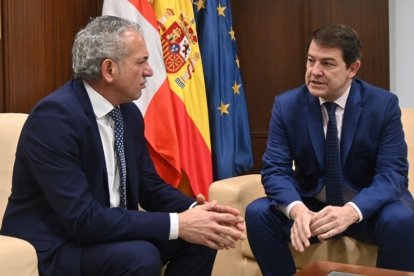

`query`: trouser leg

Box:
[161,238,217,276]
[81,240,162,276]
[246,197,295,276]
[345,195,414,272]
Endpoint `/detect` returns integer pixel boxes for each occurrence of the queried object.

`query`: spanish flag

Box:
[102,0,213,198]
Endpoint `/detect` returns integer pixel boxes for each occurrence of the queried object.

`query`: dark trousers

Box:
[80,239,216,276]
[245,196,414,276]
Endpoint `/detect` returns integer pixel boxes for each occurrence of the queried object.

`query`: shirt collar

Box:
[319,84,351,110]
[83,80,115,119]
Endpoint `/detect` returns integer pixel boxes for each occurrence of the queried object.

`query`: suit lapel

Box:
[71,79,110,205]
[341,80,362,165]
[305,94,325,169]
[72,79,96,117]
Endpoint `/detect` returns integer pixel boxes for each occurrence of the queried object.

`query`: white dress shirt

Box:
[84,81,179,239]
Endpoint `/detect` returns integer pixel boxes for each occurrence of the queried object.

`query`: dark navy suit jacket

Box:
[262,79,412,219]
[1,79,194,275]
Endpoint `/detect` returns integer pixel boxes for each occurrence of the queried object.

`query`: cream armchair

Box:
[0,113,38,276]
[210,108,414,276]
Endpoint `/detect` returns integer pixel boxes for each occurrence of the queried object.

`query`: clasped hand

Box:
[290,204,358,252]
[178,194,246,250]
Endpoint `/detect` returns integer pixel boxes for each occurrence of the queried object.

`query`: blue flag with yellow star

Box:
[194,0,253,180]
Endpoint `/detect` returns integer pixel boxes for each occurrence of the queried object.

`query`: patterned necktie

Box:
[108,107,127,209]
[324,102,344,206]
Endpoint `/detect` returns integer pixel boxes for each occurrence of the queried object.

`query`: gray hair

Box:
[72,15,143,80]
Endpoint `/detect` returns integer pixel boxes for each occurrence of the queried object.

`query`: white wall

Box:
[389,0,414,107]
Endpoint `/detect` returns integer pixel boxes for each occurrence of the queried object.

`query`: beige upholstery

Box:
[210,108,414,276]
[0,113,39,276]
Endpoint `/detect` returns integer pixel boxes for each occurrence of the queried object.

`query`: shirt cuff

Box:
[169,202,197,240]
[189,201,197,209]
[278,201,304,219]
[169,213,179,240]
[346,202,363,222]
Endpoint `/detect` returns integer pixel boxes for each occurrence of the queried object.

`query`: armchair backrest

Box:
[0,113,28,228]
[401,108,414,194]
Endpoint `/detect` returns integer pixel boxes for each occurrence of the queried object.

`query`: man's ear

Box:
[348,60,361,78]
[101,58,116,82]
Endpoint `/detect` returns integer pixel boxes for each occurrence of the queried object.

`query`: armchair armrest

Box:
[209,174,264,217]
[209,174,263,276]
[0,235,38,276]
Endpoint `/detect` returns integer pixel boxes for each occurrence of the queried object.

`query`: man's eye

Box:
[323,62,334,68]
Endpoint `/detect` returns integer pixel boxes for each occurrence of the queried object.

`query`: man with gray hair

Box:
[1,15,245,276]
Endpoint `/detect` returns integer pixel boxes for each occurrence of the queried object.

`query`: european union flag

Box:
[194,0,254,180]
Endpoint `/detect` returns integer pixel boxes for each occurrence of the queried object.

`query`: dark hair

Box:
[311,23,362,68]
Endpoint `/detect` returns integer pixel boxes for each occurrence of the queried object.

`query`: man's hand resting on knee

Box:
[178,194,246,250]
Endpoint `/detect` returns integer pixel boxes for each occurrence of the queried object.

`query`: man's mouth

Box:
[310,79,324,85]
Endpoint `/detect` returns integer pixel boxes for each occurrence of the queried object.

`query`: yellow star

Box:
[232,81,241,95]
[235,56,240,68]
[217,3,226,17]
[217,101,230,115]
[229,27,235,40]
[195,0,206,11]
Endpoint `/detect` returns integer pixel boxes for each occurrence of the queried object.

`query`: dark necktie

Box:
[108,107,127,209]
[324,102,344,206]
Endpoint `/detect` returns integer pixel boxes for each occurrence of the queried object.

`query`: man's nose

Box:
[144,63,153,77]
[311,63,323,75]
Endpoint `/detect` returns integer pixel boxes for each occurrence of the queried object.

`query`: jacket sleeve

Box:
[351,95,409,219]
[261,97,302,207]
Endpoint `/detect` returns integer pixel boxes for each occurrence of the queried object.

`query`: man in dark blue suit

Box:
[0,16,245,276]
[245,24,414,275]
